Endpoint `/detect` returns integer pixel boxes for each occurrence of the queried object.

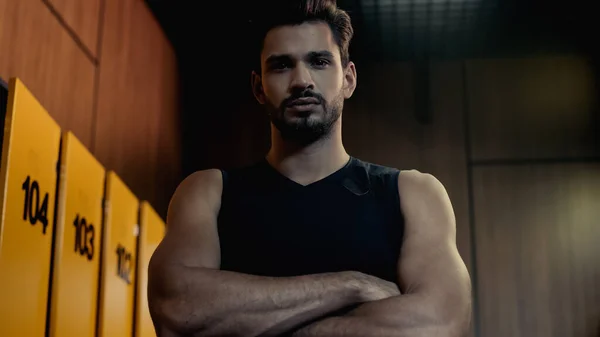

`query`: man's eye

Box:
[312,58,330,68]
[273,61,291,70]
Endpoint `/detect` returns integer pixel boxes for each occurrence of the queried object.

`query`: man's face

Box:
[253,21,356,144]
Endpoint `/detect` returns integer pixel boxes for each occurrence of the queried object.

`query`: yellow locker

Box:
[98,171,139,337]
[49,132,105,337]
[0,78,61,337]
[136,202,165,337]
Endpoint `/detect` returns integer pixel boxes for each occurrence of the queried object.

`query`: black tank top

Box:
[217,157,404,284]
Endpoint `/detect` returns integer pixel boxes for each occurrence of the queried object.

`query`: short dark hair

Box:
[252,0,354,71]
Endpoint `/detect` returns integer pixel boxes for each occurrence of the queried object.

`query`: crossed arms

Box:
[148,169,471,337]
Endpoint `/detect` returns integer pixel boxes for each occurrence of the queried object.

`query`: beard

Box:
[265,89,344,145]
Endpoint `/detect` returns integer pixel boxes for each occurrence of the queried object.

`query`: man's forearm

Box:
[290,315,400,337]
[291,294,470,337]
[150,266,366,337]
[291,316,450,337]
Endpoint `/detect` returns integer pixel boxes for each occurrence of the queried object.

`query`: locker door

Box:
[0,78,61,336]
[98,171,139,337]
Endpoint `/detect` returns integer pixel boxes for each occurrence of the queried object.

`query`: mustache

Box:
[280,90,326,109]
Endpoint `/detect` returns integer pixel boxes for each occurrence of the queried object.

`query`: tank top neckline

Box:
[260,156,355,188]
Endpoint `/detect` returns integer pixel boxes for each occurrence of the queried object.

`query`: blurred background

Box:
[1,0,599,336]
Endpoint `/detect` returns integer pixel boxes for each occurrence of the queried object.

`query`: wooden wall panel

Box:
[427,62,471,276]
[94,0,179,216]
[153,58,181,217]
[45,0,101,57]
[343,62,417,167]
[473,164,600,337]
[344,61,472,272]
[0,0,96,147]
[467,56,600,161]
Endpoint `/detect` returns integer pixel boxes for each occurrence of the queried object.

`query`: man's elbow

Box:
[149,295,190,334]
[436,300,472,337]
[436,275,473,336]
[149,294,258,337]
[148,279,208,336]
[147,260,206,335]
[443,319,471,337]
[147,268,237,336]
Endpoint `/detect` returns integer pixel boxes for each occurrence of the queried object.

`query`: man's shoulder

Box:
[350,159,450,207]
[352,158,440,182]
[397,169,446,195]
[179,169,222,187]
[397,169,454,227]
[176,169,223,197]
[351,157,444,192]
[350,157,401,178]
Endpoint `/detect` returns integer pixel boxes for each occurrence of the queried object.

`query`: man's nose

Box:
[289,63,315,91]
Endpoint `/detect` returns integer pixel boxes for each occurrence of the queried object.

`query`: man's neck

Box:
[266,121,350,186]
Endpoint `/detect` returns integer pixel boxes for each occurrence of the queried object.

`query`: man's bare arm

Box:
[148,169,399,337]
[291,171,472,337]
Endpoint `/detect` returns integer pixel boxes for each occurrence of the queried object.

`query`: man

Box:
[148,1,471,336]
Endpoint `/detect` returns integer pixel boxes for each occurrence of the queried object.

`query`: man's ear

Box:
[342,61,357,99]
[251,71,266,104]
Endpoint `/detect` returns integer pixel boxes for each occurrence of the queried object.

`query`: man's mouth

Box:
[286,103,319,113]
[287,97,320,107]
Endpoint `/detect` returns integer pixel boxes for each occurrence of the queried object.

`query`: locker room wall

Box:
[0,0,181,218]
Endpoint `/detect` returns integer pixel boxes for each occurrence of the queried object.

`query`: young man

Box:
[148,1,471,336]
